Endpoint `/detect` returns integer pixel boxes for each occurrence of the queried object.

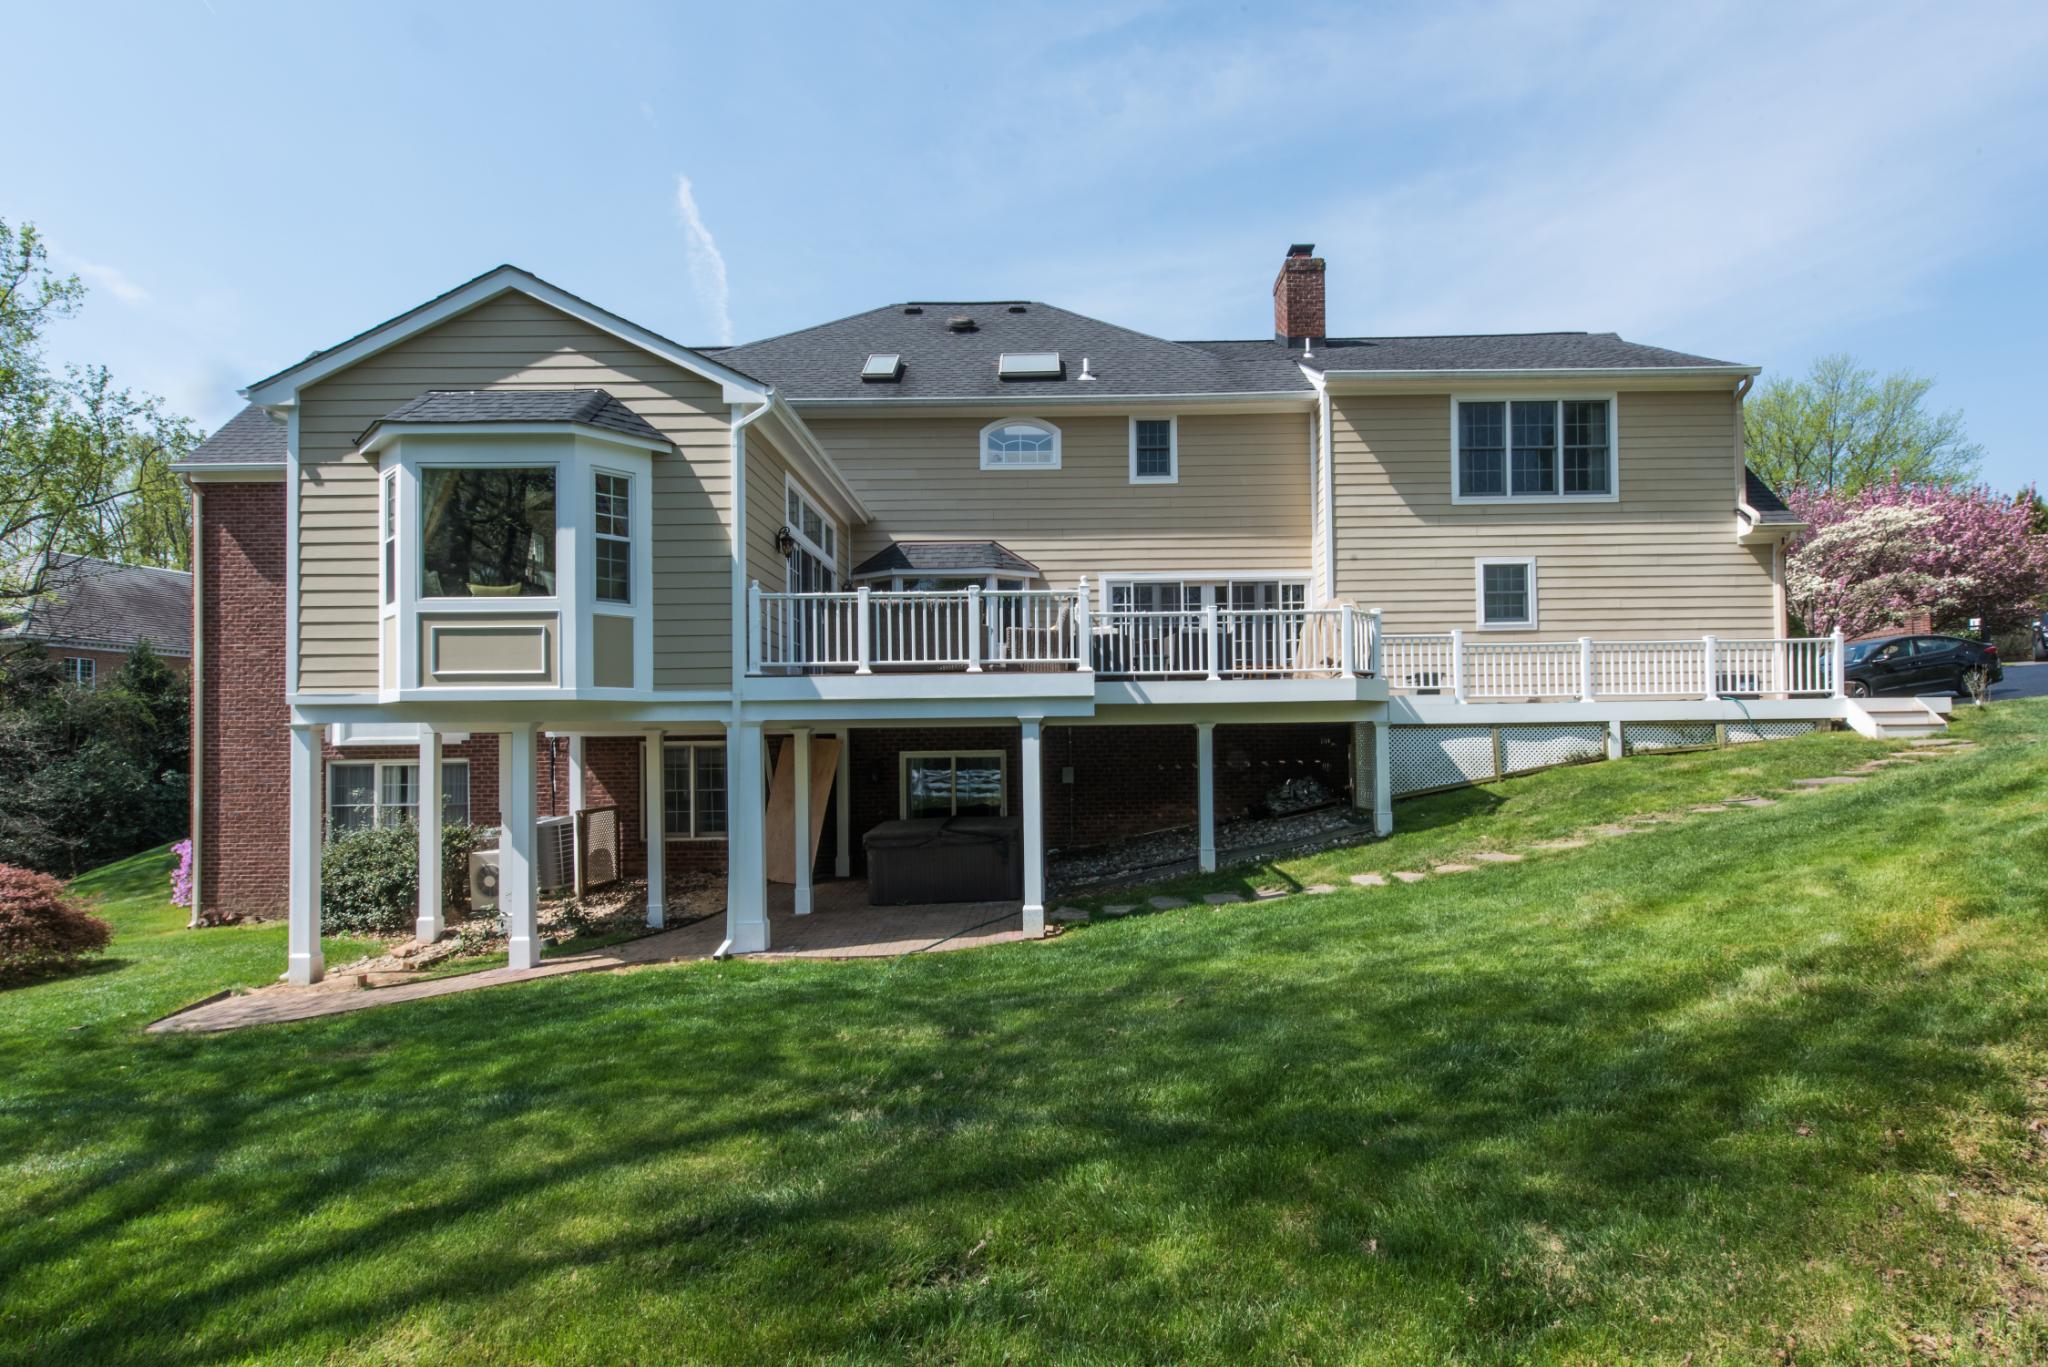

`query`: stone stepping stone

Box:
[1100,904,1135,917]
[1691,804,1730,813]
[1202,891,1245,905]
[1050,906,1090,923]
[1472,851,1523,863]
[1305,884,1337,895]
[1589,825,1640,838]
[1432,863,1477,875]
[1910,739,1959,748]
[1350,872,1388,886]
[1790,775,1865,787]
[1726,797,1777,807]
[1253,887,1291,901]
[1532,838,1590,850]
[1148,896,1189,910]
[1391,871,1428,883]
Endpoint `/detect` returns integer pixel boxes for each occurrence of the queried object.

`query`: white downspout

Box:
[185,477,204,930]
[719,395,775,960]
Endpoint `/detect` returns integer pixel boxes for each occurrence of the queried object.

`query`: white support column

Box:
[791,728,814,916]
[1451,628,1467,702]
[1073,577,1093,672]
[833,729,852,878]
[1607,719,1625,761]
[1204,602,1222,681]
[643,732,666,928]
[965,587,983,672]
[416,727,445,943]
[1338,604,1357,679]
[723,719,770,954]
[286,723,324,985]
[1196,721,1217,872]
[854,586,873,674]
[1578,636,1596,703]
[502,725,540,970]
[496,731,512,828]
[567,734,587,895]
[1702,634,1720,701]
[1831,629,1847,697]
[1372,719,1394,835]
[1366,607,1383,677]
[1020,717,1046,937]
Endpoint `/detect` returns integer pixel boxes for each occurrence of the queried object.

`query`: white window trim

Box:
[1449,393,1620,505]
[1474,556,1539,630]
[661,740,729,842]
[979,417,1062,471]
[1128,415,1178,484]
[592,467,634,606]
[62,656,97,689]
[380,467,399,612]
[326,757,472,837]
[899,750,1009,818]
[782,474,839,567]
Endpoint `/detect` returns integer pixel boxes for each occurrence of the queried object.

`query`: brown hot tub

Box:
[863,816,1023,905]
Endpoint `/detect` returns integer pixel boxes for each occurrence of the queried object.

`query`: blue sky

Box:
[8,0,2046,491]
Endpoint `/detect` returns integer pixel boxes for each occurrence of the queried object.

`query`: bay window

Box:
[1454,398,1614,502]
[420,467,557,597]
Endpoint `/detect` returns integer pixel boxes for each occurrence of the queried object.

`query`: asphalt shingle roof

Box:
[716,304,1750,401]
[3,553,191,655]
[183,404,286,465]
[1745,469,1802,524]
[1299,332,1743,373]
[716,303,1313,401]
[359,389,667,446]
[851,540,1043,580]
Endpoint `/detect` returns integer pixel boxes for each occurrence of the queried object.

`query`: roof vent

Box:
[947,315,976,332]
[998,351,1063,380]
[1006,305,1027,313]
[902,306,924,315]
[861,353,904,382]
[1079,356,1096,383]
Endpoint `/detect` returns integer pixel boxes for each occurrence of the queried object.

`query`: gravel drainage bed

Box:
[1051,804,1373,895]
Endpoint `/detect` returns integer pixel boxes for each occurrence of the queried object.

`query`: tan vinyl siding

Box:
[294,291,734,692]
[1330,389,1773,637]
[803,411,1312,583]
[742,428,849,593]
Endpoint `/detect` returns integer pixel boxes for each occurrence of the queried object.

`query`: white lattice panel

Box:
[1727,719,1821,745]
[1623,722,1718,754]
[1500,723,1607,774]
[1390,725,1499,795]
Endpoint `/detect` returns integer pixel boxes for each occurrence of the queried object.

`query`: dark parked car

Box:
[1842,634,2003,698]
[2033,612,2047,662]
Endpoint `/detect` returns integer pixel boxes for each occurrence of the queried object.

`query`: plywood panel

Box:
[764,736,841,885]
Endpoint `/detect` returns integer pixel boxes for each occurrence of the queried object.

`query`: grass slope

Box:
[2,704,2045,1364]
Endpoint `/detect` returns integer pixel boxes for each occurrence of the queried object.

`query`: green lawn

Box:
[3,704,2046,1364]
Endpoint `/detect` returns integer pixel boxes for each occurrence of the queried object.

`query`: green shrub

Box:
[321,821,487,936]
[0,861,112,980]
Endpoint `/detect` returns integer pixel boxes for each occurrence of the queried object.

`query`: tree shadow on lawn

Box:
[4,834,2041,1362]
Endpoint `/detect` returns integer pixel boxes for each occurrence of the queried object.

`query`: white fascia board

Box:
[242,266,772,407]
[1319,366,1760,391]
[761,399,870,524]
[787,391,1316,418]
[171,462,286,481]
[742,672,1096,706]
[290,696,735,728]
[360,422,671,459]
[1093,678,1387,708]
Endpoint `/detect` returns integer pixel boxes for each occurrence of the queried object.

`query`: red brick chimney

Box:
[1273,243,1325,344]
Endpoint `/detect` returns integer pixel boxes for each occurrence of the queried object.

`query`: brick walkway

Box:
[147,882,1028,1035]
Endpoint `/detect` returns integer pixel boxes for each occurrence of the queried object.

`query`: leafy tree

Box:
[0,643,190,876]
[0,220,196,611]
[1784,482,2048,639]
[1745,354,1981,494]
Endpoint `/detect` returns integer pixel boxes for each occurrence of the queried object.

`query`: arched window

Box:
[980,418,1061,470]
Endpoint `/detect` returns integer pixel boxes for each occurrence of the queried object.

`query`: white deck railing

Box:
[749,582,1384,681]
[1380,630,1845,700]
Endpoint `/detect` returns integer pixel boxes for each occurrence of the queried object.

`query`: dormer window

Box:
[980,418,1061,470]
[998,352,1062,380]
[420,467,557,597]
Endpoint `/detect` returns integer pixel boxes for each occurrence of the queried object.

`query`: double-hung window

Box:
[381,469,399,606]
[1475,557,1537,629]
[1130,417,1177,483]
[594,471,632,604]
[327,759,471,838]
[1455,398,1614,502]
[61,656,97,689]
[662,742,728,839]
[901,751,1007,819]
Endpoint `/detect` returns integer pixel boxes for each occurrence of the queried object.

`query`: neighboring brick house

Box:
[175,244,1880,986]
[1,552,192,688]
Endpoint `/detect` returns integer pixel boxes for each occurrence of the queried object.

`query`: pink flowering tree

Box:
[1784,481,2048,638]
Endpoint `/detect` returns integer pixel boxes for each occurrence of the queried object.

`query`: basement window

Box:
[861,353,903,382]
[997,352,1062,380]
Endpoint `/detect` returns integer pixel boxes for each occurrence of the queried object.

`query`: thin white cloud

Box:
[673,174,734,345]
[66,256,149,306]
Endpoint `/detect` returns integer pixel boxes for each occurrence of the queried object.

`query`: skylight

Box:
[998,352,1062,380]
[861,353,904,382]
